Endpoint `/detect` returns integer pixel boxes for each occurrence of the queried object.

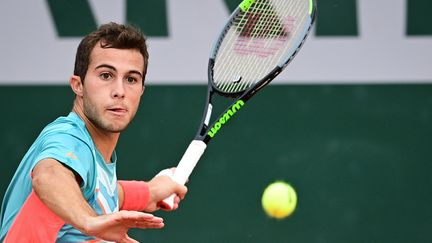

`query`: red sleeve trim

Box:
[4,190,65,242]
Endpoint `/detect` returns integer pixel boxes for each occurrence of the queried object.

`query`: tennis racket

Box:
[159,0,317,209]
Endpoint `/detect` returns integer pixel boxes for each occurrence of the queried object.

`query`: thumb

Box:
[120,234,139,243]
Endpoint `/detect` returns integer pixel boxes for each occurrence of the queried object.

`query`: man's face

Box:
[81,43,145,133]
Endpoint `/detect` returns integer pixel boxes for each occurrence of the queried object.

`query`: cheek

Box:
[83,88,104,109]
[128,95,143,116]
[130,95,142,109]
[129,89,143,104]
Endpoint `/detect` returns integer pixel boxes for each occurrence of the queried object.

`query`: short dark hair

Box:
[73,22,149,84]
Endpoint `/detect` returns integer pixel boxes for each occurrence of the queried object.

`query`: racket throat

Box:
[206,99,245,139]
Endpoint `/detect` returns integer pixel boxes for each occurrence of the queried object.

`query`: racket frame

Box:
[159,0,317,210]
[195,0,317,144]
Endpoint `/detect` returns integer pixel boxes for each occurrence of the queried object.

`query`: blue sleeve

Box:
[34,132,94,191]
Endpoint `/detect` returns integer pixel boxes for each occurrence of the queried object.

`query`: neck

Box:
[72,101,119,163]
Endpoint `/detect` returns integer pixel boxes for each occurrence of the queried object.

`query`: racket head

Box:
[208,0,316,97]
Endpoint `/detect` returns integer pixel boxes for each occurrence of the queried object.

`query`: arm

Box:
[32,158,96,229]
[118,170,188,212]
[32,158,164,242]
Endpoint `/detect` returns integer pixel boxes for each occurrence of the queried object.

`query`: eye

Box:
[100,72,113,80]
[126,76,138,84]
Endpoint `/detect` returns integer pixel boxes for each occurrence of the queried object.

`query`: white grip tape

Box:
[159,140,207,209]
[172,140,207,185]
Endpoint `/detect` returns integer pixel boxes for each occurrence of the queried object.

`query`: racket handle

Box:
[158,140,207,210]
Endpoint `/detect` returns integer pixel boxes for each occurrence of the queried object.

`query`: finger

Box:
[174,195,181,204]
[119,234,139,243]
[102,211,152,229]
[159,195,182,212]
[132,217,164,229]
[177,185,188,199]
[172,204,178,211]
[116,211,164,227]
[123,215,164,228]
[142,216,163,223]
[135,221,165,229]
[117,210,155,221]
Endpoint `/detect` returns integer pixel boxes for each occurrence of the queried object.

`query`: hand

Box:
[83,210,163,243]
[145,169,188,212]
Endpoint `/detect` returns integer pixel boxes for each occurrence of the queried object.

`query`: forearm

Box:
[32,158,96,233]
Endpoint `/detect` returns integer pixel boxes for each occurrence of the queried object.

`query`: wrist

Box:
[118,180,150,211]
[70,208,98,236]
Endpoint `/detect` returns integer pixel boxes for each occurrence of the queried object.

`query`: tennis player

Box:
[0,22,187,243]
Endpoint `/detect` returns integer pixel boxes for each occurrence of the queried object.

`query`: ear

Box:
[141,85,145,95]
[70,75,83,97]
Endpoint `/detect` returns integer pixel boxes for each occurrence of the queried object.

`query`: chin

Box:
[106,124,129,133]
[96,119,129,133]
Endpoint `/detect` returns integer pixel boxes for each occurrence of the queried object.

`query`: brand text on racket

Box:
[207,100,245,138]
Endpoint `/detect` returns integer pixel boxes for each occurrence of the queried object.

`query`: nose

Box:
[111,79,125,99]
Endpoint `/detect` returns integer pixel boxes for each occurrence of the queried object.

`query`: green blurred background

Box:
[2,0,432,242]
[1,85,431,242]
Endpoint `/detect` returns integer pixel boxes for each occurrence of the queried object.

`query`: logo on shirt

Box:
[66,152,78,160]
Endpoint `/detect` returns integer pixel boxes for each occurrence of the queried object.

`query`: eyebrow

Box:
[95,64,143,77]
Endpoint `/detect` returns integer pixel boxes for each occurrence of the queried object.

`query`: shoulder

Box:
[35,113,95,164]
[41,113,92,146]
[34,114,97,190]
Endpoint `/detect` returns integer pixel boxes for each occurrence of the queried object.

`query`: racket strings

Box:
[230,1,278,93]
[219,2,264,93]
[213,0,310,94]
[217,0,287,92]
[234,0,287,93]
[218,1,275,93]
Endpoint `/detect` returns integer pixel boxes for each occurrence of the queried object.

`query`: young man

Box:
[0,22,187,243]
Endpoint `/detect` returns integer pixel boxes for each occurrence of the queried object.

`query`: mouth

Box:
[107,106,128,115]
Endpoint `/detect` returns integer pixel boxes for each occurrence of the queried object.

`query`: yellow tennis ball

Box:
[261,181,297,219]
